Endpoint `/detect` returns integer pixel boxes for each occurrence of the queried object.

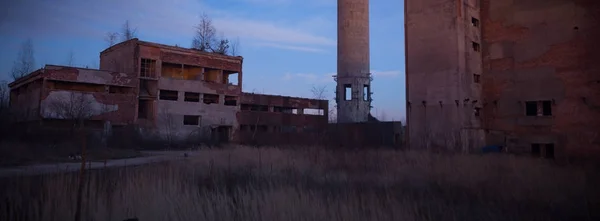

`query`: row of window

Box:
[472,100,552,117]
[338,84,371,101]
[158,89,238,106]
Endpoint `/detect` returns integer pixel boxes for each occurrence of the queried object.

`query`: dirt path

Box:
[0,151,198,178]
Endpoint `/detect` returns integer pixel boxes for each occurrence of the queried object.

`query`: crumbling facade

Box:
[406,0,600,159]
[237,93,328,145]
[336,0,372,123]
[8,65,137,129]
[8,39,331,144]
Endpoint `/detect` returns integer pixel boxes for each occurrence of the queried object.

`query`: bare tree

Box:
[0,81,9,111]
[158,105,177,147]
[192,13,217,52]
[46,92,94,127]
[310,85,327,115]
[66,50,75,66]
[120,20,137,42]
[10,39,36,80]
[105,32,119,47]
[213,34,230,55]
[230,37,240,56]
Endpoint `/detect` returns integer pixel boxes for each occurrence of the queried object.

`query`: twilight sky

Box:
[0,0,406,121]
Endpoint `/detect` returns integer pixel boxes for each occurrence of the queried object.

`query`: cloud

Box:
[0,0,334,51]
[254,42,327,53]
[283,70,402,83]
[371,70,402,78]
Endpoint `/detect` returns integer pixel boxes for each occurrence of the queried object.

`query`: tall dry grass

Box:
[0,146,594,221]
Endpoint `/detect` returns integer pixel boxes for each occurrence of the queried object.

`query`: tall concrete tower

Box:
[336,0,371,123]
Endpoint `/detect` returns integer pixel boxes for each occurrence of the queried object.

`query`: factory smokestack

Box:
[336,0,371,123]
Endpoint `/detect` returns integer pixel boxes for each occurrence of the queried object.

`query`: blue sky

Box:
[0,0,406,121]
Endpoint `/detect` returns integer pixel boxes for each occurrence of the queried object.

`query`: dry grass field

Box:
[0,146,596,221]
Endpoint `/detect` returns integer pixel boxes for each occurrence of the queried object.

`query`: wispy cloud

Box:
[283,70,401,83]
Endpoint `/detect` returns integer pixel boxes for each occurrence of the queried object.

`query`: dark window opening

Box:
[525,101,538,116]
[473,74,481,83]
[183,115,200,125]
[271,126,281,132]
[49,80,104,92]
[159,90,178,101]
[542,100,552,116]
[137,100,150,119]
[471,17,480,27]
[203,94,219,104]
[223,71,239,85]
[545,144,555,159]
[184,92,200,102]
[363,84,370,101]
[139,80,157,97]
[140,58,157,78]
[531,144,541,157]
[240,125,249,131]
[344,84,352,101]
[109,86,132,94]
[472,42,481,52]
[204,68,220,83]
[258,125,268,132]
[474,107,481,117]
[224,96,237,106]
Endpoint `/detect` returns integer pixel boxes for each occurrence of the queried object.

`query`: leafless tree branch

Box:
[121,20,137,42]
[104,32,119,47]
[11,39,36,80]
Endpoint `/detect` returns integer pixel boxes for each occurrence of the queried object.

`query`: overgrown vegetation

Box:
[1,146,596,221]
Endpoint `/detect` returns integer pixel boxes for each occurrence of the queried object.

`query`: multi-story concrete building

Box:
[99,39,243,142]
[406,0,600,159]
[8,39,328,144]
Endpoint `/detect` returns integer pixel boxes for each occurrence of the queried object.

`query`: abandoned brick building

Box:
[406,0,600,159]
[8,39,328,143]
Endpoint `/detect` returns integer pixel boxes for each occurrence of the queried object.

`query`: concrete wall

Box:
[481,0,600,159]
[237,93,328,145]
[406,0,485,152]
[337,0,371,123]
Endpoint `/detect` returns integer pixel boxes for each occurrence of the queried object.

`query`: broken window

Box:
[181,65,203,80]
[204,68,221,83]
[473,74,481,83]
[471,17,480,27]
[184,92,200,102]
[161,62,182,79]
[183,115,200,126]
[140,58,157,78]
[138,100,151,119]
[542,100,552,116]
[224,96,237,106]
[531,143,541,157]
[203,93,219,104]
[223,71,239,85]
[474,107,481,117]
[109,86,132,94]
[525,100,552,116]
[545,144,555,159]
[159,90,178,101]
[258,125,268,132]
[525,101,538,116]
[363,84,370,101]
[49,80,105,92]
[472,42,481,52]
[344,84,352,101]
[274,106,294,113]
[304,108,325,116]
[139,80,157,97]
[240,125,249,131]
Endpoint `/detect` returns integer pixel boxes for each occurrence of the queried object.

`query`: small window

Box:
[203,94,219,104]
[545,144,555,159]
[472,42,481,52]
[525,101,538,116]
[183,115,200,125]
[542,100,552,116]
[471,17,480,27]
[224,96,237,106]
[474,107,481,117]
[531,144,541,157]
[363,84,370,101]
[473,74,481,83]
[344,84,352,101]
[140,58,157,78]
[159,90,178,101]
[184,92,200,102]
